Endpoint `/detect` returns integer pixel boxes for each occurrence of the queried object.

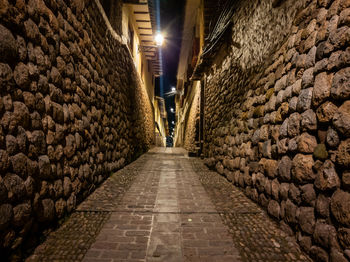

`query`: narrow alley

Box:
[27,148,310,261]
[0,0,349,261]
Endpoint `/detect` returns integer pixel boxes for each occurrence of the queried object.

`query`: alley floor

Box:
[26,148,311,262]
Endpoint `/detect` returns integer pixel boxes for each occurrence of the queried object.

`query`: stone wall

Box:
[183,86,200,152]
[0,0,154,258]
[203,0,350,260]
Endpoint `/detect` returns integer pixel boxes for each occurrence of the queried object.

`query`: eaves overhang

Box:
[123,0,163,76]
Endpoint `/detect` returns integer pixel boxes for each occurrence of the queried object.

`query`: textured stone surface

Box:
[27,150,313,262]
[316,101,337,123]
[197,1,350,260]
[13,63,30,89]
[337,139,350,167]
[316,194,330,219]
[300,184,316,206]
[13,203,31,227]
[193,157,311,262]
[1,0,348,260]
[301,109,317,131]
[298,207,315,235]
[3,174,25,202]
[330,190,350,226]
[0,0,155,258]
[313,144,328,160]
[314,160,340,191]
[288,113,301,137]
[0,24,17,64]
[29,149,234,261]
[267,199,281,219]
[331,67,350,99]
[297,88,313,112]
[298,132,317,153]
[333,101,350,137]
[37,199,55,222]
[343,172,350,190]
[312,72,333,107]
[338,227,350,250]
[313,221,334,249]
[291,154,315,184]
[0,204,13,231]
[326,127,340,148]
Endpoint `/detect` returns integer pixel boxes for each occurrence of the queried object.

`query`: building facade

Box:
[154,96,169,146]
[174,0,204,154]
[120,0,168,147]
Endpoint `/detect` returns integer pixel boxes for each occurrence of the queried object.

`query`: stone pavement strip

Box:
[27,147,312,262]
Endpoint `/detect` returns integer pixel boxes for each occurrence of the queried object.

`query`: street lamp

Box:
[138,32,164,53]
[165,86,179,97]
[155,33,164,46]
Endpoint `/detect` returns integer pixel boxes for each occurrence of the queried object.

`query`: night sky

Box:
[159,0,185,136]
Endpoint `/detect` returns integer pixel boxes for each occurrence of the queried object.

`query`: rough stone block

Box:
[288,112,301,137]
[0,24,17,64]
[0,204,13,231]
[312,72,333,107]
[301,109,317,131]
[267,200,280,219]
[315,160,340,191]
[316,101,337,123]
[297,88,313,112]
[336,139,350,167]
[292,154,315,184]
[300,184,316,206]
[298,132,317,153]
[298,207,315,234]
[333,101,350,137]
[330,190,350,226]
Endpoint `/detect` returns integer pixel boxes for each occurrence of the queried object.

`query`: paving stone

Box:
[26,148,312,261]
[190,157,312,262]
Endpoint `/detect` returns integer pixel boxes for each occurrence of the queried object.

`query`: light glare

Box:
[155,33,164,46]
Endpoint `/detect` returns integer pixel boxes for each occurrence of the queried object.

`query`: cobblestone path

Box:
[27,148,311,262]
[190,158,312,262]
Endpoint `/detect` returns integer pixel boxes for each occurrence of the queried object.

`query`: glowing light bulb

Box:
[155,33,164,46]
